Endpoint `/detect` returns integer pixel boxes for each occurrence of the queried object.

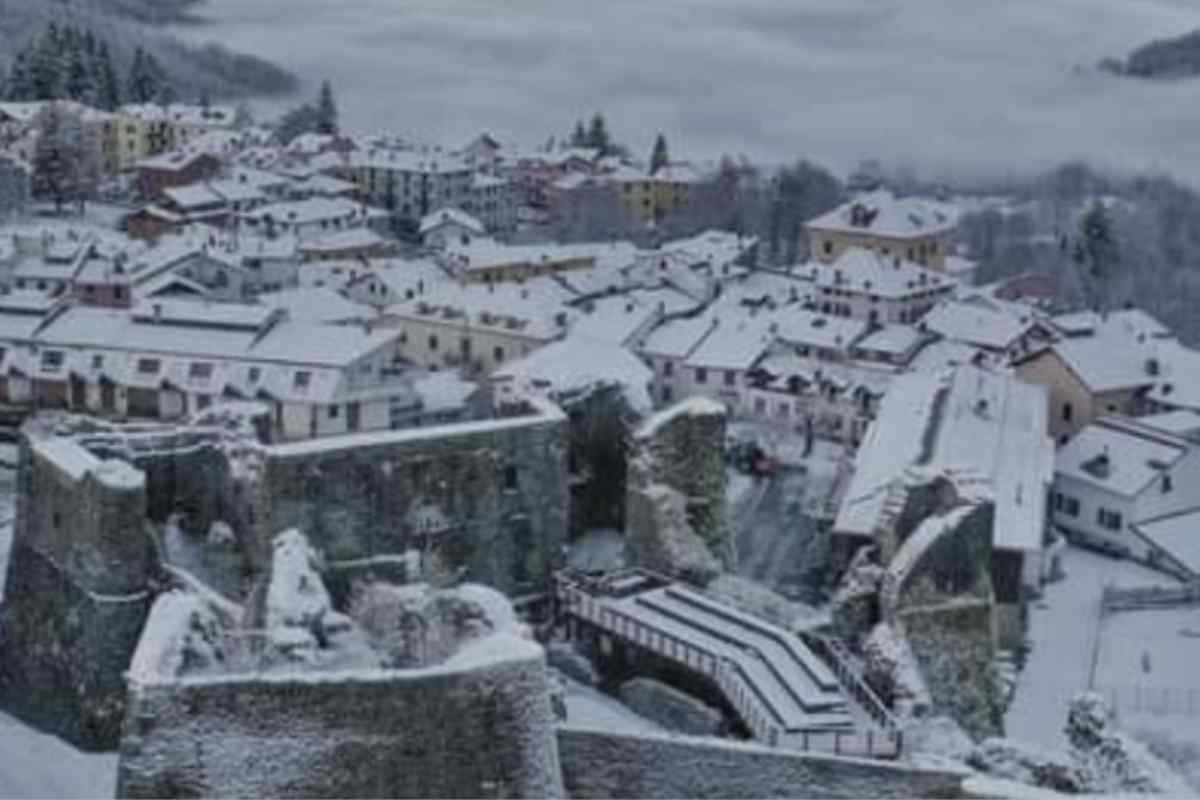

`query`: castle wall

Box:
[258,406,569,596]
[117,606,563,799]
[0,435,151,749]
[557,726,966,799]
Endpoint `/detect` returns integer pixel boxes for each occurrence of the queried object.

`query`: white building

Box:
[420,207,486,250]
[1052,415,1200,578]
[803,248,957,324]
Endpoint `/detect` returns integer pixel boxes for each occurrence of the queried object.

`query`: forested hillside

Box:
[0,0,297,101]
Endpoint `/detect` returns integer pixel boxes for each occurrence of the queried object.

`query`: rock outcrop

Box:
[618,678,725,736]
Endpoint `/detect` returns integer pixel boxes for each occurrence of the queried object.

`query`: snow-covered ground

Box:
[561,678,666,736]
[1093,604,1200,788]
[1005,545,1173,747]
[0,712,117,798]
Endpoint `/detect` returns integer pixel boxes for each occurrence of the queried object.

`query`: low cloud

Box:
[189,0,1200,181]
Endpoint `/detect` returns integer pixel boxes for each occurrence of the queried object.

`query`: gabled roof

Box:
[1034,337,1157,394]
[419,207,485,237]
[922,301,1033,351]
[809,248,956,299]
[806,190,958,239]
[1056,416,1188,498]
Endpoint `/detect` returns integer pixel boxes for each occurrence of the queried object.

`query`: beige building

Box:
[806,190,958,269]
[1015,338,1157,445]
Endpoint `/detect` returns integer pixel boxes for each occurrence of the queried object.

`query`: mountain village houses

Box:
[9,93,1200,593]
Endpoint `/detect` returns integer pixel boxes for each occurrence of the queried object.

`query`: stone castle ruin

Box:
[0,398,569,750]
[116,529,563,798]
[831,467,1004,742]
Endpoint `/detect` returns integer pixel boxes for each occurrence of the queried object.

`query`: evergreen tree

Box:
[586,113,610,153]
[65,43,95,104]
[32,104,100,214]
[5,49,33,101]
[94,43,121,110]
[569,120,587,147]
[650,133,669,175]
[30,25,65,99]
[316,79,338,135]
[275,103,321,145]
[126,47,168,104]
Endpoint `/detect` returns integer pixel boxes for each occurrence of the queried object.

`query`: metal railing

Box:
[802,633,902,739]
[556,577,902,759]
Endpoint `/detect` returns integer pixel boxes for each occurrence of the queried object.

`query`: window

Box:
[248,366,262,384]
[823,240,833,256]
[188,362,213,380]
[113,286,125,300]
[724,370,736,387]
[1163,474,1173,493]
[294,370,312,389]
[695,367,708,385]
[493,345,505,363]
[136,358,161,374]
[40,350,64,371]
[1097,508,1123,531]
[662,385,673,402]
[663,360,674,377]
[91,354,103,370]
[1062,402,1073,423]
[328,404,340,419]
[429,334,439,351]
[503,465,518,491]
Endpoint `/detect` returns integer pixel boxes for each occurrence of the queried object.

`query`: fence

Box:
[1096,684,1200,718]
[802,632,900,738]
[1101,583,1200,613]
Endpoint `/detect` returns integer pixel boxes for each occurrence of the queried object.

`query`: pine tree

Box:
[30,25,65,100]
[569,120,587,147]
[5,49,33,101]
[587,113,610,153]
[233,101,254,130]
[126,47,168,104]
[650,133,669,175]
[65,44,95,104]
[32,104,101,214]
[94,43,121,110]
[316,79,338,135]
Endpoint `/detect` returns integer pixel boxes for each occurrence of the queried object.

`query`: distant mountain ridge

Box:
[1100,29,1200,80]
[0,0,298,101]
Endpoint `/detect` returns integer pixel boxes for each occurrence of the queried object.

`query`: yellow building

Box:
[612,162,700,225]
[805,190,957,270]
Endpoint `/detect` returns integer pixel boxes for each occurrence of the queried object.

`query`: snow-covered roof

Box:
[208,178,267,205]
[419,207,485,237]
[162,184,224,211]
[1134,509,1200,576]
[134,149,215,172]
[638,311,717,360]
[568,294,660,346]
[1043,337,1157,394]
[296,227,384,254]
[257,287,370,324]
[1056,416,1187,498]
[1146,342,1200,411]
[853,324,926,357]
[806,190,958,239]
[771,309,869,352]
[386,278,575,340]
[684,317,773,370]
[1052,308,1173,342]
[922,301,1033,351]
[837,366,1053,553]
[1138,410,1200,439]
[493,336,653,413]
[808,248,956,299]
[241,197,382,227]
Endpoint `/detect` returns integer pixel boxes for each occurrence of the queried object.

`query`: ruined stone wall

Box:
[0,435,152,749]
[118,646,563,798]
[631,398,729,562]
[899,601,1001,741]
[258,407,569,596]
[557,727,966,799]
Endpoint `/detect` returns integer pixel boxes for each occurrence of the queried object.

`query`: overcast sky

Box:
[188,0,1200,182]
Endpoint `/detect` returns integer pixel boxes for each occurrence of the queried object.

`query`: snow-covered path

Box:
[1005,545,1173,746]
[0,712,117,798]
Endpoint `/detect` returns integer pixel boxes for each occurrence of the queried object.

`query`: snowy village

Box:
[2,7,1200,800]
